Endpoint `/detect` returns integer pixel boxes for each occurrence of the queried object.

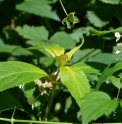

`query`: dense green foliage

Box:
[1,0,122,123]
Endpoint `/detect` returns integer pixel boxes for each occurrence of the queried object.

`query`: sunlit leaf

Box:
[80,91,118,124]
[28,44,65,57]
[66,39,84,61]
[60,66,90,107]
[0,61,48,91]
[71,62,100,74]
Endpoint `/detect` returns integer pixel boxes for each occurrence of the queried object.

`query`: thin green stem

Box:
[11,106,16,119]
[0,117,75,124]
[42,84,55,121]
[116,88,120,100]
[59,0,68,16]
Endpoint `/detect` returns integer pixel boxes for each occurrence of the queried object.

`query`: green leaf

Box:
[80,91,118,124]
[96,60,122,90]
[87,11,109,27]
[68,12,79,24]
[28,44,65,57]
[23,82,36,99]
[120,100,122,108]
[89,26,122,35]
[50,31,76,49]
[0,45,17,54]
[12,47,33,56]
[15,25,49,41]
[0,90,24,112]
[99,0,120,4]
[65,39,84,61]
[111,76,122,89]
[62,17,72,29]
[71,62,100,74]
[60,66,90,107]
[16,0,60,21]
[62,12,79,29]
[91,53,120,65]
[70,26,94,42]
[0,61,48,91]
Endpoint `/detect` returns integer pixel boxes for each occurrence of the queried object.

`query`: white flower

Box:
[115,32,122,42]
[116,43,122,54]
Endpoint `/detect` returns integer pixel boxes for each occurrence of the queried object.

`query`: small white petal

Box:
[116,37,120,42]
[116,50,121,54]
[115,32,121,38]
[19,84,24,89]
[31,104,34,110]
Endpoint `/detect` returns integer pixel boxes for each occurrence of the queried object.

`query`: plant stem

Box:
[42,85,55,121]
[59,0,68,16]
[116,88,120,100]
[0,117,75,124]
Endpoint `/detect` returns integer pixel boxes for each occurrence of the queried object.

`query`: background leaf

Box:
[96,60,122,90]
[16,0,60,21]
[60,66,90,107]
[89,26,122,35]
[111,76,122,89]
[99,0,120,4]
[80,91,118,124]
[87,11,109,27]
[15,25,49,41]
[50,31,76,49]
[0,61,48,91]
[0,90,24,112]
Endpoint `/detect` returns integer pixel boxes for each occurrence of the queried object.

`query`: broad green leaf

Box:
[0,90,24,112]
[96,60,122,90]
[99,0,120,4]
[16,0,60,21]
[111,76,122,89]
[60,66,90,107]
[0,61,48,91]
[15,25,49,41]
[89,26,122,35]
[87,11,109,27]
[65,39,84,61]
[80,91,118,124]
[50,31,76,49]
[71,62,100,74]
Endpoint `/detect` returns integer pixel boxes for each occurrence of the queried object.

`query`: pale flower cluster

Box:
[115,32,122,54]
[34,79,52,95]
